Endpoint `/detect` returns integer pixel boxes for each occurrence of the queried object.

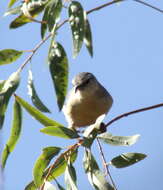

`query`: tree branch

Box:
[106,103,163,127]
[96,138,117,190]
[133,0,163,13]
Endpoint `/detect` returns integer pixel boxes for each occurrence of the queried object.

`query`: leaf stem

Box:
[96,138,117,190]
[106,103,163,127]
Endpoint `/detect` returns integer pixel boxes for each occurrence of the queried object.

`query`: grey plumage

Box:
[63,72,113,129]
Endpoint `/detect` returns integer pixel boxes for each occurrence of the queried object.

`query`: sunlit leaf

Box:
[44,181,57,190]
[46,0,62,32]
[48,42,68,110]
[14,94,63,127]
[98,133,140,146]
[110,152,147,168]
[8,0,18,8]
[65,159,78,190]
[4,6,22,16]
[28,70,51,113]
[68,1,85,58]
[40,126,79,139]
[0,49,23,65]
[82,114,106,148]
[33,146,61,187]
[83,149,114,190]
[0,71,20,128]
[84,12,93,57]
[1,100,22,168]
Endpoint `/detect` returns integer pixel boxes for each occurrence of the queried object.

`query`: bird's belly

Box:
[69,98,110,127]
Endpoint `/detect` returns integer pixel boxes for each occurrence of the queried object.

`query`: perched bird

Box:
[63,72,113,129]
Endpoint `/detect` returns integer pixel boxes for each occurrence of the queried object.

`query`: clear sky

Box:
[1,0,163,190]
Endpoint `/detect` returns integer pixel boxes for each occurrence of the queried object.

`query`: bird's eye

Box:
[84,79,90,85]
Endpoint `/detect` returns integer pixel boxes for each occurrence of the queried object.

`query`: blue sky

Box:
[1,0,163,190]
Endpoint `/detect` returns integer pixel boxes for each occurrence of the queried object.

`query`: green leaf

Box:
[0,80,6,91]
[28,70,51,113]
[68,1,85,58]
[83,149,114,190]
[84,12,93,57]
[110,152,147,168]
[41,5,49,39]
[55,179,65,190]
[98,133,140,146]
[40,126,79,139]
[25,181,37,190]
[48,42,68,110]
[65,159,78,190]
[4,6,22,16]
[0,71,20,128]
[1,100,22,168]
[8,0,18,8]
[46,0,62,32]
[10,14,33,29]
[33,146,61,187]
[82,114,106,148]
[14,94,63,127]
[46,148,78,181]
[0,49,23,65]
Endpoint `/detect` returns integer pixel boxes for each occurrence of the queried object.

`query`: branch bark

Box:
[106,103,163,127]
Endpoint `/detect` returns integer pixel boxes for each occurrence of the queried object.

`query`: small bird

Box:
[63,72,113,129]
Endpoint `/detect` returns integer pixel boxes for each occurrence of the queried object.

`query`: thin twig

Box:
[18,33,52,72]
[87,0,124,14]
[133,0,163,13]
[106,103,163,127]
[96,138,117,190]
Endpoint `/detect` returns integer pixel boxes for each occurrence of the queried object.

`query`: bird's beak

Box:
[75,85,80,93]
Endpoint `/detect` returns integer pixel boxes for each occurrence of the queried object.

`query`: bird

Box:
[63,72,113,129]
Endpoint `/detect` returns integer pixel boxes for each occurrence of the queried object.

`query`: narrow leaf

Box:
[33,146,61,187]
[84,12,93,57]
[25,181,37,190]
[110,152,147,168]
[46,0,62,31]
[68,1,85,58]
[41,5,49,39]
[98,133,140,146]
[28,70,51,113]
[14,94,63,127]
[40,126,79,139]
[65,160,78,190]
[83,149,114,190]
[0,80,6,91]
[8,0,18,8]
[1,100,22,168]
[48,42,68,110]
[55,180,65,190]
[4,6,22,16]
[0,71,20,128]
[0,49,23,65]
[10,14,32,29]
